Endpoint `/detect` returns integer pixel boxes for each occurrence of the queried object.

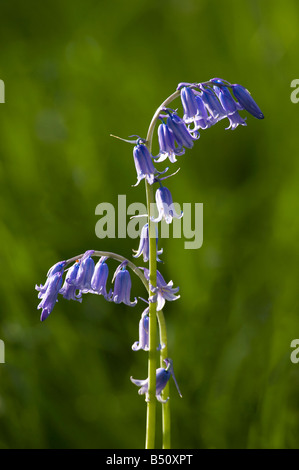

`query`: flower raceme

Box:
[36,252,138,321]
[36,78,263,436]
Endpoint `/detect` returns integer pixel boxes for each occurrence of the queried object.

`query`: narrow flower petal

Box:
[225,111,247,130]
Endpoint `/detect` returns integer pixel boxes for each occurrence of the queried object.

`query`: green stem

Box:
[157,309,171,449]
[144,88,180,450]
[144,180,157,449]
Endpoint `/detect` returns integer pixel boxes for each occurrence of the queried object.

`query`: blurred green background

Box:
[0,0,299,449]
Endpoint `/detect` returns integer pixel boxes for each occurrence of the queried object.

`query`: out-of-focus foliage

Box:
[0,0,299,449]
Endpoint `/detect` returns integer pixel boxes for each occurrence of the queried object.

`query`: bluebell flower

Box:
[133,223,163,263]
[132,307,150,351]
[37,271,63,322]
[213,85,247,130]
[72,255,95,293]
[130,358,182,403]
[151,186,183,225]
[59,261,82,302]
[180,86,200,131]
[112,262,137,306]
[140,268,180,311]
[166,111,199,147]
[231,84,264,119]
[154,121,185,164]
[194,94,214,129]
[132,307,164,351]
[213,85,240,114]
[133,142,157,186]
[36,260,66,299]
[91,257,112,300]
[199,86,227,122]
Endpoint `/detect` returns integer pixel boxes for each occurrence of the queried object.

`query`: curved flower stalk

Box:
[36,76,263,449]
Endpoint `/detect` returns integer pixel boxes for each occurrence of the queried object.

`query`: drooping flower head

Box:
[91,256,112,300]
[132,306,164,352]
[112,261,137,307]
[59,260,82,302]
[130,358,182,403]
[151,185,183,225]
[36,250,113,320]
[132,307,150,351]
[133,140,157,186]
[72,254,95,293]
[36,260,66,299]
[180,86,202,132]
[37,271,64,322]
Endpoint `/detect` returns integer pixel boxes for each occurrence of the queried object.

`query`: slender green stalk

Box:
[144,180,157,449]
[157,309,171,448]
[144,88,180,449]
